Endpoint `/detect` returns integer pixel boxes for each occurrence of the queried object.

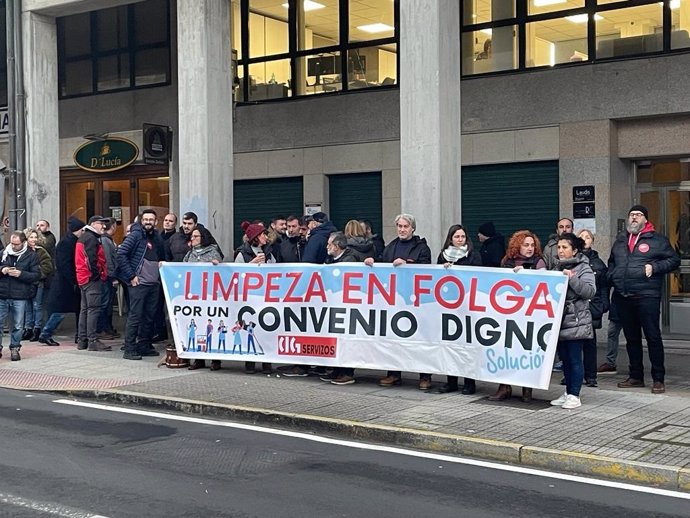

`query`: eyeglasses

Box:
[629,212,645,218]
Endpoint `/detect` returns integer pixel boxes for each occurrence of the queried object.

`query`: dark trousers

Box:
[78,280,102,344]
[582,329,598,381]
[615,293,665,383]
[124,283,160,353]
[97,280,115,333]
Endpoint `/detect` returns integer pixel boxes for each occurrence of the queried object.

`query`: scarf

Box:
[2,241,28,263]
[443,245,469,263]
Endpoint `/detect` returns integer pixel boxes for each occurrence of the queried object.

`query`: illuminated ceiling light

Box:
[533,0,567,6]
[566,13,603,23]
[356,23,395,33]
[658,0,680,8]
[480,28,492,36]
[281,1,326,12]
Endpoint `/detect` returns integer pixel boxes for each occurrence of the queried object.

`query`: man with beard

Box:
[276,215,304,263]
[116,209,166,360]
[35,219,57,259]
[166,211,222,262]
[608,205,679,394]
[542,217,573,270]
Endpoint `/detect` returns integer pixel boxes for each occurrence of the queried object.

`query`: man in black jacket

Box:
[0,231,41,361]
[608,205,680,394]
[365,213,432,389]
[166,211,223,262]
[276,215,304,263]
[477,221,505,267]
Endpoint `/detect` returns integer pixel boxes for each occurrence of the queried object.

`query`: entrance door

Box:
[636,161,690,335]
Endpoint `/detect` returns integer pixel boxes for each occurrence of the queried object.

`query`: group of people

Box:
[0,204,678,410]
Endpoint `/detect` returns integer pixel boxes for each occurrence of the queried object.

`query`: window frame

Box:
[461,0,681,77]
[57,0,172,99]
[236,0,399,103]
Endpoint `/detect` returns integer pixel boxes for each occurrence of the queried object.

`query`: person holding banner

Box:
[184,227,222,371]
[235,220,274,375]
[435,224,482,395]
[365,213,432,389]
[489,230,546,402]
[549,233,596,410]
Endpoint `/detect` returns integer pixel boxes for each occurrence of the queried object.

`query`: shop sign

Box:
[73,137,139,173]
[0,107,8,140]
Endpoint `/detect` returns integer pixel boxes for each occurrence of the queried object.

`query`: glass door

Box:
[65,180,97,223]
[103,179,131,244]
[137,176,169,231]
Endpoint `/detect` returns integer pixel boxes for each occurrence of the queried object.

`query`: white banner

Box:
[161,262,568,389]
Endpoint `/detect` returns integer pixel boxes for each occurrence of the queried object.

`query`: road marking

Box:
[0,492,109,517]
[55,398,690,500]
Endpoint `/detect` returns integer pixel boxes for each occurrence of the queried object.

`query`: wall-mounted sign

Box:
[573,202,595,219]
[0,107,8,140]
[73,137,139,173]
[573,185,595,202]
[143,123,172,165]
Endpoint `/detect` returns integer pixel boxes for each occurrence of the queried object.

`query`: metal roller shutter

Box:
[461,161,559,247]
[233,176,304,249]
[328,172,383,234]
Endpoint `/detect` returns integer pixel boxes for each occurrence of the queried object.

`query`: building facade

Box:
[3,0,690,333]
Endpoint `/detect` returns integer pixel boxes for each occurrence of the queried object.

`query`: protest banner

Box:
[161,262,568,389]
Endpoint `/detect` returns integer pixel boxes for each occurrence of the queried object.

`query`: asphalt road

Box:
[0,388,687,518]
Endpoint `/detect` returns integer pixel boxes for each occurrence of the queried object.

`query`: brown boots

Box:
[488,384,512,401]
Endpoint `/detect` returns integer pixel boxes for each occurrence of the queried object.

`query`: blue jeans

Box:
[24,285,44,329]
[0,299,27,350]
[557,339,586,397]
[41,312,66,339]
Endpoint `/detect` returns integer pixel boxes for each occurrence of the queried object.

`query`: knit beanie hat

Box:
[629,205,649,219]
[68,217,85,232]
[241,220,265,242]
[478,221,496,238]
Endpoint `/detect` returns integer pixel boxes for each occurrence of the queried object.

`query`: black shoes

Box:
[123,350,142,360]
[38,336,60,346]
[10,348,20,361]
[21,329,32,341]
[462,380,477,395]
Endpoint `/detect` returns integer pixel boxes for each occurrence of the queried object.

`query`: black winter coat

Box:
[347,236,376,262]
[276,235,303,263]
[381,236,432,264]
[0,248,41,300]
[608,227,680,298]
[326,248,360,263]
[582,248,609,328]
[302,221,337,264]
[479,234,505,267]
[45,233,81,314]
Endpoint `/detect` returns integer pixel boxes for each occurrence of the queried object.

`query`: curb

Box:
[53,388,688,491]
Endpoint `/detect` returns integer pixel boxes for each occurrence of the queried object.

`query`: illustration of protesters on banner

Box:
[205,319,213,352]
[246,321,257,354]
[217,320,227,352]
[231,320,244,354]
[186,319,197,351]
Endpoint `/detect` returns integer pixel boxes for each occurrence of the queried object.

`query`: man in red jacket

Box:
[75,215,109,352]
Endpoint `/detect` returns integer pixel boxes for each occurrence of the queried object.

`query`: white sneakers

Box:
[550,392,581,409]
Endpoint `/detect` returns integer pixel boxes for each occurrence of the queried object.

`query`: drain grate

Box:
[636,424,690,446]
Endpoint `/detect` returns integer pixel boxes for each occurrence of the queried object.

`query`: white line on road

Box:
[54,398,690,501]
[0,492,109,518]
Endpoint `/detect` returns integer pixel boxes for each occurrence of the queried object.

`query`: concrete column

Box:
[399,0,461,256]
[23,11,60,235]
[177,0,234,254]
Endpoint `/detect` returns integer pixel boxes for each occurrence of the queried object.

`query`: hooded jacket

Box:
[346,236,376,262]
[558,254,596,341]
[116,222,166,285]
[608,222,680,298]
[166,223,223,262]
[479,234,505,267]
[543,234,560,270]
[75,226,107,286]
[184,244,223,263]
[582,248,609,328]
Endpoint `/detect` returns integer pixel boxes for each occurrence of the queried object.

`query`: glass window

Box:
[462,26,518,75]
[596,4,663,58]
[301,51,343,95]
[529,0,584,16]
[526,17,588,67]
[298,0,338,50]
[349,0,393,43]
[97,53,130,91]
[463,0,515,26]
[248,2,289,58]
[248,58,291,100]
[97,6,128,51]
[58,0,170,98]
[671,0,690,50]
[347,44,397,89]
[232,0,242,60]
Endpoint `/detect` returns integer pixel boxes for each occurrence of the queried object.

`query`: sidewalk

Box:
[1,321,690,491]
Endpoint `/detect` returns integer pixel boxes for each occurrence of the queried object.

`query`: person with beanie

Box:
[235,220,274,374]
[301,212,337,265]
[477,221,505,267]
[608,204,680,394]
[38,217,85,346]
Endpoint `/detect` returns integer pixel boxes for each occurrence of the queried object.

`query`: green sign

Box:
[73,137,139,172]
